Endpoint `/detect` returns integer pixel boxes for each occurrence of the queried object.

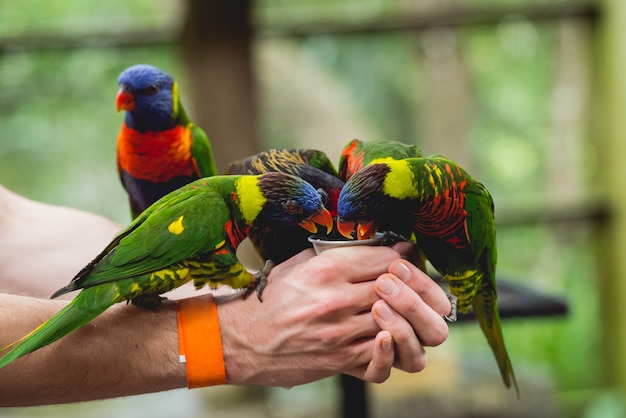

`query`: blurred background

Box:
[0,0,624,417]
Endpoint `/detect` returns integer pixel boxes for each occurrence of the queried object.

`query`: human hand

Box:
[371,253,450,376]
[216,246,406,387]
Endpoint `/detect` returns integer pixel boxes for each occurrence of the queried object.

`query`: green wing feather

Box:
[463,180,518,394]
[174,92,217,178]
[299,149,339,177]
[190,124,218,178]
[53,178,233,297]
[464,180,496,268]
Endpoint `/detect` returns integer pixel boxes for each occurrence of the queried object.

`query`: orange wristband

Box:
[176,294,227,388]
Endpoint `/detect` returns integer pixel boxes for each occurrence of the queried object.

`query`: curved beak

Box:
[337,219,356,239]
[116,88,135,112]
[356,221,376,240]
[299,207,333,234]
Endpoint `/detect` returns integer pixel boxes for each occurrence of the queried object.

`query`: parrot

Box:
[0,172,333,369]
[226,147,340,179]
[338,138,423,181]
[226,148,344,263]
[116,64,218,218]
[338,138,428,269]
[335,156,518,395]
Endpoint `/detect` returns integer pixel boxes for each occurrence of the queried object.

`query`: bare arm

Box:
[0,185,122,297]
[0,294,185,406]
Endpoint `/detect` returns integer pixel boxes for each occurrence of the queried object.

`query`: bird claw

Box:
[130,294,167,310]
[244,259,275,302]
[444,293,458,323]
[380,230,411,246]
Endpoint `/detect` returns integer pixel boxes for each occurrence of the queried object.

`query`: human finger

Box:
[389,259,453,319]
[372,299,427,373]
[314,246,402,284]
[341,332,394,383]
[361,331,395,383]
[375,273,448,347]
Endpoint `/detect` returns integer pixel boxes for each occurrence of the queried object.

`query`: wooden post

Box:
[180,0,258,171]
[594,0,626,396]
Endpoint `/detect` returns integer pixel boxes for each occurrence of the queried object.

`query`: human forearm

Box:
[0,293,186,407]
[0,185,122,298]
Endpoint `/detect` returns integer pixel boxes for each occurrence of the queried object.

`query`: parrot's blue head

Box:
[336,163,392,239]
[116,64,177,132]
[256,172,334,234]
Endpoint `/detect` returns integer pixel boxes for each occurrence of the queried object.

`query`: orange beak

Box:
[337,219,376,240]
[299,207,334,234]
[116,88,135,112]
[356,222,376,240]
[337,219,356,239]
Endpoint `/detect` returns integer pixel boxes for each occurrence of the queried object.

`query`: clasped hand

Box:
[217,244,451,387]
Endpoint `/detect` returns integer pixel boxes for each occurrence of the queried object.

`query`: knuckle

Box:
[403,354,427,373]
[368,370,390,384]
[423,322,449,347]
[313,259,336,281]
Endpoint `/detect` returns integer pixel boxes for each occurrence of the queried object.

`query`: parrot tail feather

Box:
[0,297,107,369]
[473,284,520,398]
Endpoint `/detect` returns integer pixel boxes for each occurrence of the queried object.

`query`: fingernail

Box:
[377,276,399,297]
[390,260,412,282]
[375,302,395,322]
[381,335,392,353]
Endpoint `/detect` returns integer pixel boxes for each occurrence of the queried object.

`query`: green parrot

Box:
[0,172,332,369]
[226,148,344,263]
[335,156,518,395]
[338,138,427,269]
[338,138,423,181]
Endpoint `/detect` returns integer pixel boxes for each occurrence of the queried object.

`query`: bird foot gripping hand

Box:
[245,259,275,302]
[131,293,167,309]
[444,293,458,323]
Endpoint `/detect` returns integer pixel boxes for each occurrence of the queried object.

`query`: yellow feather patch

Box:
[235,176,264,223]
[172,82,179,116]
[425,163,443,196]
[168,216,185,235]
[383,160,419,199]
[369,156,399,166]
[130,282,142,294]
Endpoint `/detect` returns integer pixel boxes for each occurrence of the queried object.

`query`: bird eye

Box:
[356,206,368,217]
[139,84,159,95]
[283,200,304,215]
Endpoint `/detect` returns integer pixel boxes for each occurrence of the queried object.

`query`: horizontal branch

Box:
[0,1,600,53]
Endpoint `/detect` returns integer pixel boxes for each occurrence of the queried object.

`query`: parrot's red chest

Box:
[117,124,196,182]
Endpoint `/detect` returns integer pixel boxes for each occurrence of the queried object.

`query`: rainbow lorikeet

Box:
[116,64,218,218]
[336,157,518,395]
[226,148,340,178]
[226,148,344,263]
[338,138,423,181]
[0,173,332,369]
[338,139,427,269]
